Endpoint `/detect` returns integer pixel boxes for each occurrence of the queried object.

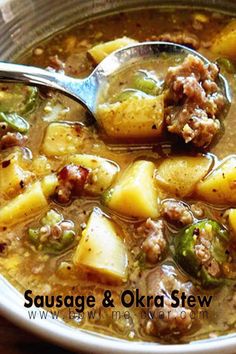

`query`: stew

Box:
[1,7,236,344]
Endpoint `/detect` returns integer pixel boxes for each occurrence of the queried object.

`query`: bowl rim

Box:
[1,278,236,354]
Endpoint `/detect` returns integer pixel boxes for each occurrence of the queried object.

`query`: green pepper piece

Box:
[42,230,75,255]
[216,57,236,74]
[42,242,63,255]
[41,209,63,227]
[174,219,230,288]
[132,71,161,96]
[23,87,38,114]
[28,228,40,246]
[0,84,38,115]
[28,209,75,255]
[200,267,225,288]
[212,237,228,263]
[136,251,147,270]
[0,112,29,133]
[62,230,75,245]
[114,88,148,103]
[174,223,200,277]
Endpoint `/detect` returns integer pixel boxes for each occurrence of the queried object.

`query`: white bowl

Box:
[0,0,236,352]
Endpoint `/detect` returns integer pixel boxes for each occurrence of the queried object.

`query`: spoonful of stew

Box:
[0,42,231,147]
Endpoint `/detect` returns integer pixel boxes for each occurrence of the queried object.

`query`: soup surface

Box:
[1,7,236,344]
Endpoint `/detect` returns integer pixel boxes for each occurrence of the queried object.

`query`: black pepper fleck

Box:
[19,180,25,189]
[2,160,10,168]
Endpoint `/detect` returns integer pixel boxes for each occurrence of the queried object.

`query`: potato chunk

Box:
[0,175,58,227]
[104,160,159,218]
[155,155,213,197]
[41,174,59,197]
[211,20,236,59]
[41,122,82,157]
[31,156,52,176]
[97,95,164,139]
[196,156,236,204]
[0,182,47,227]
[0,150,32,198]
[73,208,128,282]
[228,209,236,238]
[68,154,119,195]
[88,37,137,64]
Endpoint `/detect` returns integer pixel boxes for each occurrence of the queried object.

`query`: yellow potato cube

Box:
[0,150,32,198]
[88,37,137,64]
[97,95,164,139]
[0,174,58,227]
[196,156,236,204]
[0,181,48,227]
[211,20,236,59]
[68,154,119,195]
[104,160,159,218]
[73,208,128,282]
[228,209,236,237]
[31,155,51,176]
[0,163,30,198]
[41,122,82,156]
[41,174,58,197]
[155,155,213,197]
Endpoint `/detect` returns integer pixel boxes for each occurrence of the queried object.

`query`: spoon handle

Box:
[0,62,96,113]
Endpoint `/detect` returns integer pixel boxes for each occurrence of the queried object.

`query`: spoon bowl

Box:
[0,41,231,116]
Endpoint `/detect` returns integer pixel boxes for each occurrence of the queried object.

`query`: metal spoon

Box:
[0,41,231,116]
